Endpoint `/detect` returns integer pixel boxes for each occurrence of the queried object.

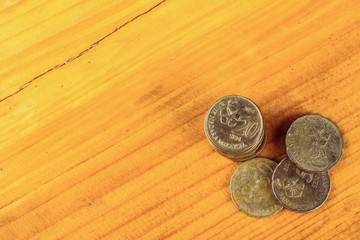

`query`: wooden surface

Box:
[0,0,360,239]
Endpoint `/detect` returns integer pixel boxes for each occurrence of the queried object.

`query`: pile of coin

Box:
[205,96,344,217]
[204,95,266,161]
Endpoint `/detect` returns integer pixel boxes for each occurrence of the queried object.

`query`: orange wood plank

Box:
[0,0,359,239]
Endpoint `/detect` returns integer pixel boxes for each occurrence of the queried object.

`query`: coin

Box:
[204,95,266,161]
[286,114,344,172]
[272,157,331,213]
[230,158,283,217]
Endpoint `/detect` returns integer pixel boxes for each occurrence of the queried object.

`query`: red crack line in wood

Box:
[0,0,168,103]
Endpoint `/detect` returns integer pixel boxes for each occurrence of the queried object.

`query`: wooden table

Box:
[1,0,359,239]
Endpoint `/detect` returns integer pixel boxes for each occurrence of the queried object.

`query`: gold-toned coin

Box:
[230,158,283,217]
[286,114,344,172]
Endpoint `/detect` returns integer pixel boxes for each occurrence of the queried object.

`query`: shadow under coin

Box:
[261,111,312,162]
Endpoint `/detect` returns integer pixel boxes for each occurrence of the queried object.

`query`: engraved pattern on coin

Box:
[205,95,264,153]
[272,158,331,213]
[231,158,283,217]
[286,115,344,172]
[295,168,313,183]
[282,178,305,197]
[240,162,272,203]
[219,99,260,138]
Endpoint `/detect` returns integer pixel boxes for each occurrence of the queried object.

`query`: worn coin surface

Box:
[286,114,344,172]
[272,157,331,213]
[217,130,267,161]
[205,95,264,154]
[230,158,283,217]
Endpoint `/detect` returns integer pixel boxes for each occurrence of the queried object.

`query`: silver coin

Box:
[272,157,331,213]
[286,114,344,172]
[204,95,264,155]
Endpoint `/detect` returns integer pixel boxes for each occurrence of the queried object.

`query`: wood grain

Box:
[0,0,359,239]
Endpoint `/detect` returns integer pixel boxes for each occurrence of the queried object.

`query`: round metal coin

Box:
[272,157,331,213]
[286,114,344,172]
[205,95,264,154]
[230,158,283,217]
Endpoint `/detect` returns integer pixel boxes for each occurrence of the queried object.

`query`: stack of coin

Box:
[204,95,266,161]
